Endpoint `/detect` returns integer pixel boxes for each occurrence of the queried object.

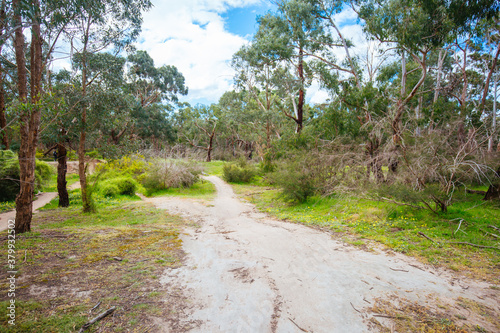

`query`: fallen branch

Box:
[417,231,438,243]
[78,306,116,333]
[380,197,423,210]
[483,230,500,239]
[448,242,500,251]
[288,317,308,332]
[489,225,500,232]
[466,189,486,195]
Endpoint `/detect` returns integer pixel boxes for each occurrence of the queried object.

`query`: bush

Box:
[0,151,55,201]
[35,160,54,188]
[0,151,20,201]
[97,176,137,197]
[222,159,257,183]
[99,181,120,197]
[141,159,202,196]
[270,156,329,204]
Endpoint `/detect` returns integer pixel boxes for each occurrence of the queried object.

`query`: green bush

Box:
[0,151,54,201]
[270,157,328,204]
[0,151,20,201]
[97,176,137,197]
[222,159,257,183]
[99,182,120,197]
[35,160,54,188]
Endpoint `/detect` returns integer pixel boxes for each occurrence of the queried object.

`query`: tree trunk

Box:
[79,23,93,212]
[13,0,31,234]
[57,143,69,207]
[296,46,304,134]
[484,165,500,201]
[0,69,8,149]
[0,1,8,149]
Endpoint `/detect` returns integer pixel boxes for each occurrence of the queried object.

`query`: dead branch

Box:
[448,242,500,251]
[489,225,500,232]
[78,306,116,333]
[380,197,423,210]
[417,231,438,243]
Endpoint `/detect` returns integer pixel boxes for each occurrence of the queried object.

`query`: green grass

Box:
[0,194,187,332]
[148,179,216,200]
[40,173,80,192]
[202,160,225,176]
[234,183,500,283]
[0,200,15,213]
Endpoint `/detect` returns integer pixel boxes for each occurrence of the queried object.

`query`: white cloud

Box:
[137,0,262,105]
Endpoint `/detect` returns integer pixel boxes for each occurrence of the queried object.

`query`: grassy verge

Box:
[201,160,225,177]
[232,183,500,283]
[147,178,216,201]
[0,196,194,332]
[41,173,80,192]
[0,201,15,213]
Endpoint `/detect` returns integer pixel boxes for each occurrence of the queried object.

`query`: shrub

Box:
[0,151,55,201]
[222,159,257,183]
[99,181,120,197]
[35,160,54,188]
[115,177,137,195]
[270,156,329,204]
[141,159,202,196]
[0,151,20,201]
[97,176,137,197]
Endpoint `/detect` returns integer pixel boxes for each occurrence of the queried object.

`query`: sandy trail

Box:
[146,176,498,332]
[0,181,80,232]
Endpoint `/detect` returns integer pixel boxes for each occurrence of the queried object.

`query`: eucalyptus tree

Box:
[126,50,187,145]
[247,0,327,133]
[176,104,219,162]
[64,0,152,212]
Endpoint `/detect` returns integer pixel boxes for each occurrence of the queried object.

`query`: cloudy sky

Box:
[135,0,367,106]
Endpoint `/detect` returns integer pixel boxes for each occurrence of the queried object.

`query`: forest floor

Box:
[143,176,499,332]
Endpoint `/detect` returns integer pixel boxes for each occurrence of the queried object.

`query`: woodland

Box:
[0,0,499,235]
[0,0,500,331]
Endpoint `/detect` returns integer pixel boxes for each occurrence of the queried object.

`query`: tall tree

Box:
[65,0,152,212]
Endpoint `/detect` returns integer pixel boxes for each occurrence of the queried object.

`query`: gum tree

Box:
[65,0,152,212]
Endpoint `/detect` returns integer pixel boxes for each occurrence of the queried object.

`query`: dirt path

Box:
[0,181,80,232]
[134,176,499,331]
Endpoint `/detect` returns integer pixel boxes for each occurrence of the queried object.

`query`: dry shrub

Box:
[142,159,203,195]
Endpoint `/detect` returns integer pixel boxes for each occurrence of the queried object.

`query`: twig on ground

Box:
[409,264,425,271]
[90,301,101,313]
[350,302,362,313]
[288,317,308,332]
[489,225,500,232]
[24,250,27,263]
[389,267,409,272]
[78,306,116,333]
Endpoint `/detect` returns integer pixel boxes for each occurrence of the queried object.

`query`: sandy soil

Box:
[144,176,499,332]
